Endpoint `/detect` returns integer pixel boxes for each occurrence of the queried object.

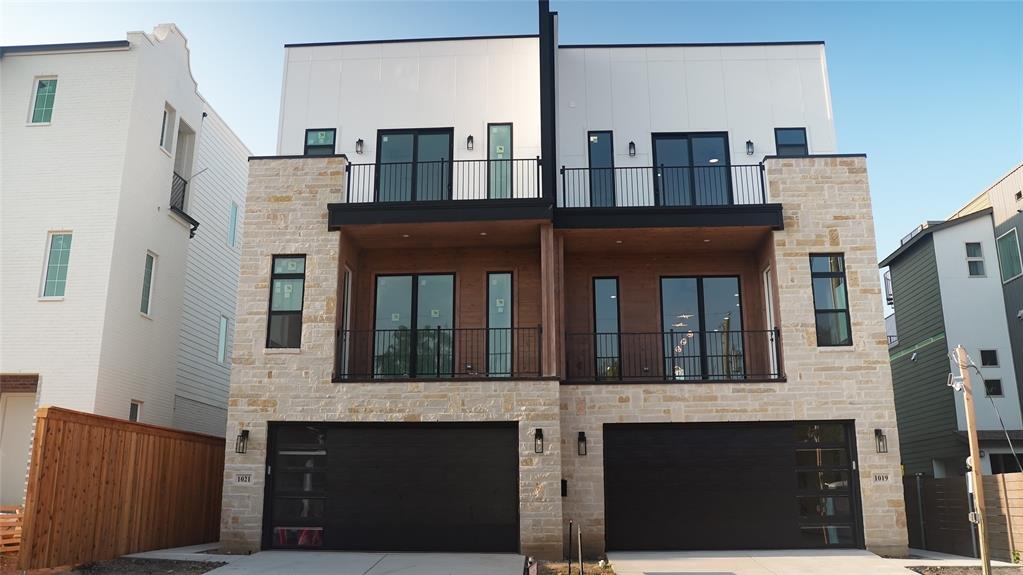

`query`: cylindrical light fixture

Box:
[466,135,474,151]
[746,140,755,156]
[235,429,250,454]
[355,139,364,155]
[628,141,636,157]
[534,429,544,454]
[577,431,587,456]
[874,428,888,453]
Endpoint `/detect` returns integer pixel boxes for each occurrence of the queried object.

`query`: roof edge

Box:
[249,153,350,162]
[879,208,994,268]
[0,40,129,56]
[285,34,538,49]
[559,41,825,49]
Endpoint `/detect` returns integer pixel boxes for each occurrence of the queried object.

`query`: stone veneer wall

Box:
[559,155,908,556]
[219,156,563,559]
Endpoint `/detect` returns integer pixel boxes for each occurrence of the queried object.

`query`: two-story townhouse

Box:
[881,209,1023,477]
[221,1,906,559]
[0,25,249,505]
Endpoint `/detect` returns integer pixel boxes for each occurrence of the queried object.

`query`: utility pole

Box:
[956,344,992,575]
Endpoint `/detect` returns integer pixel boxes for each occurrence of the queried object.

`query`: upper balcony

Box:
[333,157,551,227]
[555,162,783,229]
[169,171,199,237]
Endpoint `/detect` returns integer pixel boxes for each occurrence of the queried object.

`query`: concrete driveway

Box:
[204,551,526,575]
[607,549,915,575]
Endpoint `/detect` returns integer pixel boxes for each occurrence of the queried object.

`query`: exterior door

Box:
[414,274,455,377]
[588,131,615,207]
[604,422,862,550]
[652,133,731,206]
[488,124,513,199]
[376,129,453,202]
[372,274,454,378]
[593,277,620,380]
[487,272,513,376]
[660,276,744,380]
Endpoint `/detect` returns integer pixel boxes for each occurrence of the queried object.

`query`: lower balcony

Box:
[565,329,783,383]
[335,327,542,380]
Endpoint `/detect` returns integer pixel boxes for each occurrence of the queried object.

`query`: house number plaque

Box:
[235,473,252,484]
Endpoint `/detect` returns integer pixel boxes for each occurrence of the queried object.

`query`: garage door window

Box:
[269,425,327,548]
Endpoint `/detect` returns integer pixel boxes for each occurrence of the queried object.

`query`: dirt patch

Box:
[908,567,1023,574]
[70,559,225,575]
[538,559,615,575]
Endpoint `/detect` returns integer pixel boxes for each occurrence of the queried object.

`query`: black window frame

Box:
[659,275,745,380]
[267,255,307,349]
[587,130,616,207]
[775,127,809,157]
[985,379,1004,397]
[374,127,455,202]
[980,349,999,367]
[651,131,733,206]
[592,276,621,380]
[304,128,336,156]
[486,122,514,200]
[810,253,853,347]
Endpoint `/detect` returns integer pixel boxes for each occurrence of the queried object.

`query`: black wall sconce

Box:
[355,139,364,154]
[628,141,636,157]
[534,429,544,454]
[466,134,474,151]
[235,429,250,454]
[746,140,755,156]
[874,428,888,454]
[577,431,587,456]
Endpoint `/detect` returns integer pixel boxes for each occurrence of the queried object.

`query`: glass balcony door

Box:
[588,131,615,207]
[488,124,513,199]
[487,272,513,376]
[661,276,744,380]
[593,277,620,380]
[373,274,455,378]
[376,129,453,202]
[653,133,732,206]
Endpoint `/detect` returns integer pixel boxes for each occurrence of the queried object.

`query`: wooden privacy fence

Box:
[905,471,1023,562]
[18,407,225,570]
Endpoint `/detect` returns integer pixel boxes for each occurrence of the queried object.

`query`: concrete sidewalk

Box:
[608,549,916,575]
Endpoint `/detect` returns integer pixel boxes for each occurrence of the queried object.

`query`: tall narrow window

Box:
[588,131,615,207]
[775,128,808,156]
[30,78,57,123]
[128,401,142,422]
[268,256,306,348]
[966,242,985,277]
[810,254,852,346]
[140,252,157,315]
[228,201,239,247]
[997,229,1023,282]
[160,104,176,151]
[304,129,336,156]
[218,315,230,364]
[593,277,620,379]
[487,272,513,376]
[41,232,72,298]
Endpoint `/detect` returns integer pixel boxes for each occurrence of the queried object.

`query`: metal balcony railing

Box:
[334,327,542,380]
[345,158,542,203]
[564,329,782,382]
[559,163,766,208]
[170,172,188,212]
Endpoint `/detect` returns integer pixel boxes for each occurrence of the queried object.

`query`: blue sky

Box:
[2,1,1021,260]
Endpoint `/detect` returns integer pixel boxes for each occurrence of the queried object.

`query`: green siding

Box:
[888,237,965,475]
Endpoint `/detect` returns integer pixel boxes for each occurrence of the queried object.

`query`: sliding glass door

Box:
[373,274,454,377]
[661,276,744,380]
[376,129,453,202]
[652,133,731,206]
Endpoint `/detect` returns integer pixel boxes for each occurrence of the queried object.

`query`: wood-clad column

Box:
[539,222,561,377]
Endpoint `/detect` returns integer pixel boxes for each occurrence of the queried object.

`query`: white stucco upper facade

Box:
[932,214,1023,433]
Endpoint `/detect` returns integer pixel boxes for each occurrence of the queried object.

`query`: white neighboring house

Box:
[0,24,250,505]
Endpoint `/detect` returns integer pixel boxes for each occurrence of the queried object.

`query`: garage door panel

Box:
[268,423,518,552]
[604,422,860,551]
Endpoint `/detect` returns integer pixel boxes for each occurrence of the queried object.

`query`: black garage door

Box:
[265,422,519,552]
[604,422,861,550]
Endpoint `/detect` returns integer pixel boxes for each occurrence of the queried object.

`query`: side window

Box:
[267,256,306,348]
[160,103,176,151]
[228,201,239,247]
[985,379,1003,397]
[981,349,999,367]
[966,242,985,277]
[996,229,1023,282]
[41,232,73,298]
[810,254,852,346]
[775,128,808,157]
[304,129,336,156]
[128,401,142,422]
[140,252,157,316]
[29,77,58,123]
[218,315,230,364]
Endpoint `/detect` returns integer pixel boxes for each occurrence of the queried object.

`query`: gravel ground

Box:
[70,559,224,575]
[909,567,1023,574]
[538,559,615,575]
